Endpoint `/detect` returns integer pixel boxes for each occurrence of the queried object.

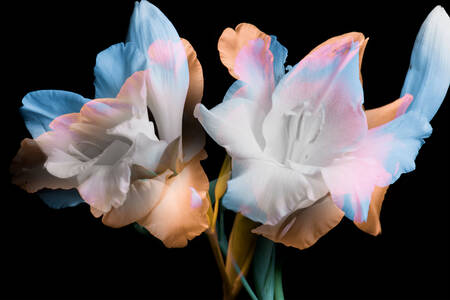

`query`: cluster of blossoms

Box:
[10,1,449,299]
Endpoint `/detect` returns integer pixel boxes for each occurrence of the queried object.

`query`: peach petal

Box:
[153,135,182,174]
[218,23,269,79]
[365,94,414,129]
[101,172,169,228]
[10,138,77,193]
[139,153,210,247]
[180,38,205,162]
[252,195,344,250]
[354,186,388,235]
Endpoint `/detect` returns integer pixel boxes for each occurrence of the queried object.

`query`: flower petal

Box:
[365,94,413,129]
[194,98,264,159]
[37,189,85,209]
[126,0,181,54]
[218,23,278,118]
[321,129,393,222]
[102,172,169,228]
[180,38,205,162]
[20,90,89,138]
[11,138,77,192]
[263,35,366,165]
[356,94,413,234]
[142,41,189,143]
[125,1,189,143]
[139,154,210,247]
[94,42,148,98]
[400,6,450,122]
[307,32,367,84]
[323,108,432,223]
[269,35,288,84]
[252,195,344,250]
[354,186,388,235]
[75,140,132,212]
[218,23,268,79]
[371,111,432,184]
[10,138,84,209]
[223,158,328,225]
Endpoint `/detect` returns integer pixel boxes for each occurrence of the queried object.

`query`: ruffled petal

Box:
[218,23,276,117]
[76,141,133,213]
[223,158,329,225]
[94,42,148,98]
[10,138,84,209]
[269,35,288,84]
[194,98,264,159]
[263,35,366,165]
[20,90,89,138]
[139,154,210,247]
[10,138,78,193]
[180,38,205,162]
[401,6,450,122]
[252,195,344,250]
[218,23,268,79]
[220,32,288,101]
[102,172,169,228]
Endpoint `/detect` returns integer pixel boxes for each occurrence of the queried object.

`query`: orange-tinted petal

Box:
[180,38,205,163]
[354,186,388,235]
[252,195,344,250]
[218,23,269,79]
[365,94,414,129]
[307,32,367,84]
[356,94,413,235]
[101,171,169,228]
[138,153,210,247]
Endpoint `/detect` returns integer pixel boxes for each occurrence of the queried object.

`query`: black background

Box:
[2,1,449,299]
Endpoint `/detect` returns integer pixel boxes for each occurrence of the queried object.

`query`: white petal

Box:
[223,158,328,225]
[194,98,265,160]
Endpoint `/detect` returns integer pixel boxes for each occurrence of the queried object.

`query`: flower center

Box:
[284,101,325,164]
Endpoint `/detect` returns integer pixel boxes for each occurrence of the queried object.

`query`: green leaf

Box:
[252,237,276,300]
[274,258,285,300]
[252,237,285,300]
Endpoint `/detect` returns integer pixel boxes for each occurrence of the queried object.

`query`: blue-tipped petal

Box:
[37,189,84,209]
[126,0,181,53]
[375,111,432,184]
[94,42,148,98]
[269,35,288,85]
[20,90,89,138]
[401,6,450,122]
